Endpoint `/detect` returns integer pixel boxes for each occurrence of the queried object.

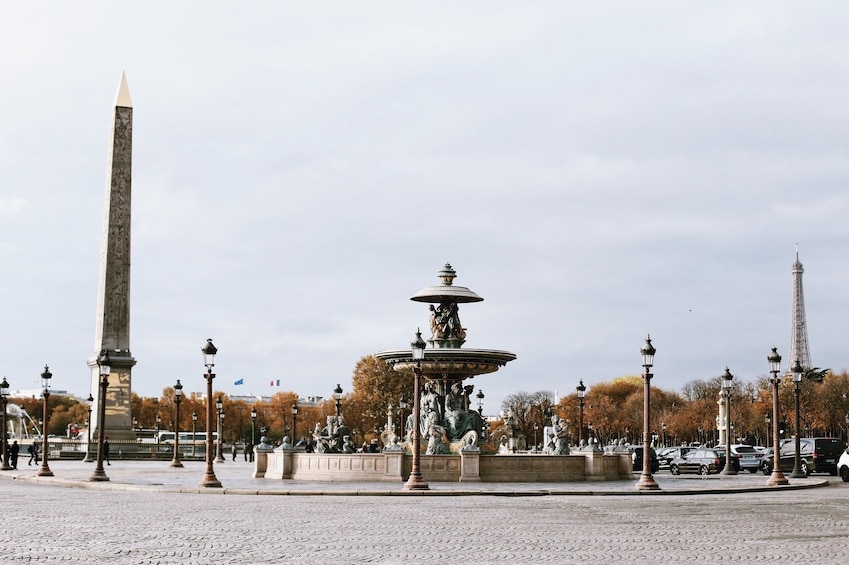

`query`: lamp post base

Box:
[89,469,110,482]
[170,459,184,468]
[37,465,53,477]
[403,472,430,491]
[199,472,222,488]
[767,470,789,486]
[635,472,660,490]
[789,468,806,478]
[1,462,12,471]
[720,466,738,476]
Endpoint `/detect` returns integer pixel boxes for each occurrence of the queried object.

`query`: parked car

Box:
[837,448,849,482]
[760,437,842,476]
[631,446,660,473]
[669,448,739,475]
[714,444,764,473]
[657,446,695,470]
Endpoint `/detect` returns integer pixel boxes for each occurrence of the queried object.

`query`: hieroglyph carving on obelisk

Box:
[89,72,137,440]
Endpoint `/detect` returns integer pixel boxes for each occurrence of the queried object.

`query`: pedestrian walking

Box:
[232,443,238,461]
[9,440,19,469]
[104,437,111,465]
[27,442,39,465]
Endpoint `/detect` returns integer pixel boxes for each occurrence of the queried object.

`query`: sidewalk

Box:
[0,458,828,496]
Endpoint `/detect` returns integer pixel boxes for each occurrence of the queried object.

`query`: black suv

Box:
[760,437,842,476]
[631,446,660,473]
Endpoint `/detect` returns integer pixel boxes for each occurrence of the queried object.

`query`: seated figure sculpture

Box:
[443,382,484,441]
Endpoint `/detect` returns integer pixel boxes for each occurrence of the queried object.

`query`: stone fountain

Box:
[256,264,632,483]
[374,263,516,452]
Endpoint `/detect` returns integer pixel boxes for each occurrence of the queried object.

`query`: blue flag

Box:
[234,378,244,386]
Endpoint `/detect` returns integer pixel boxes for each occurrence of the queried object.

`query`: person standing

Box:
[9,440,19,469]
[232,442,238,461]
[103,437,111,465]
[27,442,39,465]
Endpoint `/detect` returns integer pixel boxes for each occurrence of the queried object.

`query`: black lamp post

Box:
[0,377,10,471]
[534,423,539,451]
[767,347,789,485]
[250,407,257,446]
[577,380,586,446]
[404,329,429,490]
[476,389,484,415]
[291,403,299,445]
[790,359,806,478]
[82,394,94,463]
[661,421,667,448]
[765,413,771,449]
[153,414,161,459]
[215,396,225,463]
[398,397,408,439]
[199,338,222,488]
[89,350,112,482]
[170,380,183,468]
[636,335,659,490]
[720,367,737,476]
[37,366,54,477]
[334,384,342,418]
[192,411,198,459]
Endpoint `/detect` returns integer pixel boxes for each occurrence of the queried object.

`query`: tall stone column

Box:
[89,72,137,441]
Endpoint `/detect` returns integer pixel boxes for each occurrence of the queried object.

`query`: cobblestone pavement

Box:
[2,460,848,563]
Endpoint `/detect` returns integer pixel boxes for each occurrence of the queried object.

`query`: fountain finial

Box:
[438,263,456,286]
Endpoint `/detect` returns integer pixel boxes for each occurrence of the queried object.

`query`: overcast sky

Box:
[2,3,848,411]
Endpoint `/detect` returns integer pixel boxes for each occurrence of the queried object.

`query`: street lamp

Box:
[534,422,539,451]
[192,411,198,459]
[334,384,342,418]
[661,421,667,448]
[636,335,659,490]
[0,377,10,471]
[291,403,299,445]
[153,413,161,459]
[790,359,806,478]
[37,365,54,477]
[720,367,737,476]
[82,394,95,463]
[765,413,771,449]
[250,407,257,446]
[404,329,429,490]
[398,397,408,439]
[767,347,789,485]
[476,389,484,415]
[89,350,111,482]
[170,380,183,468]
[199,338,222,488]
[215,396,225,462]
[577,380,586,446]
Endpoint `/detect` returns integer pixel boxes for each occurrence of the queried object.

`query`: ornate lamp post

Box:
[404,329,429,490]
[476,389,484,415]
[89,350,112,482]
[534,423,539,451]
[37,366,54,477]
[720,367,737,476]
[398,397,408,439]
[636,335,659,490]
[291,404,299,445]
[1,377,10,471]
[153,414,161,459]
[661,421,667,448]
[767,347,789,485]
[82,394,95,463]
[171,380,184,468]
[192,411,198,459]
[215,396,225,462]
[250,407,257,446]
[765,413,771,448]
[577,380,586,446]
[199,338,222,488]
[333,384,342,418]
[790,359,806,478]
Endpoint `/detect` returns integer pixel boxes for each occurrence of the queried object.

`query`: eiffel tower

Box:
[787,247,812,373]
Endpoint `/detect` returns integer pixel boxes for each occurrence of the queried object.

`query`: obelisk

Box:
[89,72,137,441]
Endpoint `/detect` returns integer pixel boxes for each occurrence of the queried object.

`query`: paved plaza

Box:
[2,459,848,563]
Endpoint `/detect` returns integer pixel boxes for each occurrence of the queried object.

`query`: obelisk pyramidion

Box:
[88,72,137,441]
